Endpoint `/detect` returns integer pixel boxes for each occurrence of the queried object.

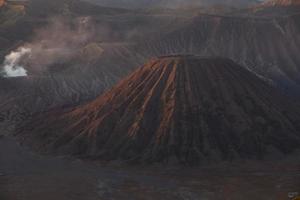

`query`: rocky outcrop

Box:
[0,0,6,8]
[18,56,300,164]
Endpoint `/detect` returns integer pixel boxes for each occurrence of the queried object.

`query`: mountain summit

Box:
[19,56,300,164]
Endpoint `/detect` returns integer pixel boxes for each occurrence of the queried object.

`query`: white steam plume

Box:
[1,47,31,77]
[1,16,94,77]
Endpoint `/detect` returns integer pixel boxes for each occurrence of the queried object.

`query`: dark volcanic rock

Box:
[18,56,300,164]
[134,13,300,95]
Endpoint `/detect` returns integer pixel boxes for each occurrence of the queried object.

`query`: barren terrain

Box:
[0,135,300,200]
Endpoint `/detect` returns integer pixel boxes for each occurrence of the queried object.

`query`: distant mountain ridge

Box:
[262,0,300,6]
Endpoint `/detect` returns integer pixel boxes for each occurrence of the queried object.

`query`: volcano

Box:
[19,56,300,164]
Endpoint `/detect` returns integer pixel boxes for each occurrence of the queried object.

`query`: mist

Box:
[1,16,95,76]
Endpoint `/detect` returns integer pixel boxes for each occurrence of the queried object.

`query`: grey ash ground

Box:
[0,135,300,200]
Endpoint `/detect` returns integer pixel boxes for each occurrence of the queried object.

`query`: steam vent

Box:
[19,56,300,164]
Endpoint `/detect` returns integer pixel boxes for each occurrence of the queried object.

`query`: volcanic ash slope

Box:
[18,56,300,164]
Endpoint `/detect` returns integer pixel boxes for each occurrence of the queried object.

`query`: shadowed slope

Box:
[134,13,300,94]
[18,56,300,164]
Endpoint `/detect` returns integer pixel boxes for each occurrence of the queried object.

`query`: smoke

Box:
[1,16,95,76]
[1,47,31,77]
